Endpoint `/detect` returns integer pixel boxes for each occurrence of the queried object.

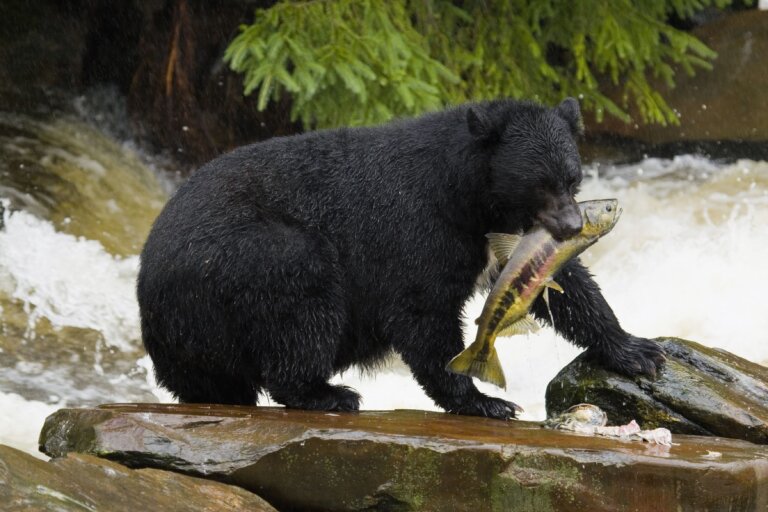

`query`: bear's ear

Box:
[467,106,499,142]
[556,97,584,136]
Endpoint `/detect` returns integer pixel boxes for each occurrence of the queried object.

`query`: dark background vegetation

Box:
[0,0,764,168]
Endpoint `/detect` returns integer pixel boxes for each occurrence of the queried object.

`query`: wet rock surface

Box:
[547,337,768,444]
[40,403,768,512]
[0,443,276,511]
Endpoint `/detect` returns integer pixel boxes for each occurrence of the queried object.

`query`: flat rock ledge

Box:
[0,444,275,511]
[40,404,768,511]
[546,337,768,444]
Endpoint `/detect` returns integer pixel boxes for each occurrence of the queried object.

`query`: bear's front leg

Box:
[394,314,521,420]
[530,258,666,377]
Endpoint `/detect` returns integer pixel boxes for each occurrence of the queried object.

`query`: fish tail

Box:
[446,344,507,389]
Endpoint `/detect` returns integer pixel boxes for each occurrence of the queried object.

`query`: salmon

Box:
[447,199,622,388]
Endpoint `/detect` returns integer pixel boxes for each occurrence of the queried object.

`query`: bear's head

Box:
[469,98,584,240]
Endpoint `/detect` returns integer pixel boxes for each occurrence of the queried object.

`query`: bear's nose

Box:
[539,204,583,240]
[557,208,583,239]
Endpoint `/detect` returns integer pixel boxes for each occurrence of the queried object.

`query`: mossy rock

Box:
[546,337,768,444]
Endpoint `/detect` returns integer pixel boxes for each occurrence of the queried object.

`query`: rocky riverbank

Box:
[0,444,276,511]
[35,403,768,511]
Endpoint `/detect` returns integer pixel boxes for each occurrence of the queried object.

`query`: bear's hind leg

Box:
[268,380,360,412]
[259,284,361,412]
[153,361,259,405]
[253,223,360,412]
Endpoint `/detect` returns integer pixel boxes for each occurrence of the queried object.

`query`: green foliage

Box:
[225,0,736,129]
[224,0,457,128]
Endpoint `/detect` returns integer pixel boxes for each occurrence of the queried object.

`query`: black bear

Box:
[137,98,664,419]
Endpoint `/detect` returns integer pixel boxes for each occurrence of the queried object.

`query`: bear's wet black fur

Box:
[137,98,664,419]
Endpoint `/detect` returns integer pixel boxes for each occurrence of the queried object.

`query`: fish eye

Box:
[605,205,613,212]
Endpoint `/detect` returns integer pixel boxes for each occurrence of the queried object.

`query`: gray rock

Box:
[39,403,768,511]
[0,443,276,511]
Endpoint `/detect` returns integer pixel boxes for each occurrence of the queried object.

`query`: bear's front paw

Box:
[448,394,523,420]
[598,336,666,378]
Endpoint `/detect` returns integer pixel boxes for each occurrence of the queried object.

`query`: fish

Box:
[447,199,623,388]
[543,403,608,431]
[544,403,673,446]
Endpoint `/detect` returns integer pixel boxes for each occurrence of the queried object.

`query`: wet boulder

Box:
[40,403,768,512]
[546,337,768,444]
[0,443,276,511]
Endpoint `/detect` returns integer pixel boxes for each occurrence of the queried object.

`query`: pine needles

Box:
[225,0,736,129]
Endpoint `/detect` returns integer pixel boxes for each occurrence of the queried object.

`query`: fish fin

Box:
[446,345,478,376]
[446,345,506,389]
[544,279,564,293]
[485,233,522,266]
[542,287,556,327]
[497,314,540,337]
[542,279,561,326]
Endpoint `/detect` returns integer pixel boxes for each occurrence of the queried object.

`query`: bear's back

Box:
[146,107,473,250]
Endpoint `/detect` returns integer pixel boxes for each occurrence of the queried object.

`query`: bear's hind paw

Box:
[272,383,361,412]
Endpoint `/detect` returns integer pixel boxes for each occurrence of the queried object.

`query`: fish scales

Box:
[513,241,558,298]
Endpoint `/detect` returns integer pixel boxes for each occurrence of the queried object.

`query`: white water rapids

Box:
[1,111,766,457]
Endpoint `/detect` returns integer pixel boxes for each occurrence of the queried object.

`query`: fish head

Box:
[545,403,608,429]
[579,199,622,238]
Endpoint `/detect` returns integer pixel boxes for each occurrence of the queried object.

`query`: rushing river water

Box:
[1,105,766,457]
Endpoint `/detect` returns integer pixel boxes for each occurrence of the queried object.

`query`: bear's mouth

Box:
[536,209,583,240]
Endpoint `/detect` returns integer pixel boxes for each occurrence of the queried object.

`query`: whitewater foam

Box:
[0,391,61,459]
[1,155,767,453]
[0,204,141,351]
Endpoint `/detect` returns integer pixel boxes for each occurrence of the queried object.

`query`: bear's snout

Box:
[537,195,583,240]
